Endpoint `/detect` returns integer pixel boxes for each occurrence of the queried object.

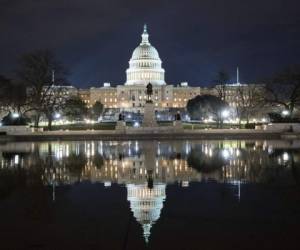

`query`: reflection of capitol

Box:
[127,183,166,243]
[1,140,300,243]
[1,140,299,186]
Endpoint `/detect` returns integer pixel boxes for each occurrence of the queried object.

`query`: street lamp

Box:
[282,110,290,117]
[54,113,61,119]
[222,110,230,119]
[12,113,20,118]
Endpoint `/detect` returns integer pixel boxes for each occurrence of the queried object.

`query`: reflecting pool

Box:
[0,140,300,249]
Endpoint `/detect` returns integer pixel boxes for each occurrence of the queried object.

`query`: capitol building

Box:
[84,25,201,114]
[51,25,267,122]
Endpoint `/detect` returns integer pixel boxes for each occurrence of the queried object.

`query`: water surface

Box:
[0,140,299,250]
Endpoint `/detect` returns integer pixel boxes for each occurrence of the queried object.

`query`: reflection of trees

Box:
[265,149,300,185]
[2,141,300,187]
[187,147,227,173]
[24,163,52,221]
[0,162,52,221]
[0,168,26,199]
[291,160,300,185]
[1,152,28,161]
[64,153,87,182]
[92,154,104,169]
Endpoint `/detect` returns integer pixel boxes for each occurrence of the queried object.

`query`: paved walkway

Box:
[0,129,288,142]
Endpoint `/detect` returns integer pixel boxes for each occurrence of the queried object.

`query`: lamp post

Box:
[222,110,230,119]
[220,109,230,128]
[282,110,290,117]
[12,113,20,118]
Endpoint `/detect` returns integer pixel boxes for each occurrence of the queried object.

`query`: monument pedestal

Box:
[143,102,157,127]
[116,121,126,133]
[173,120,183,132]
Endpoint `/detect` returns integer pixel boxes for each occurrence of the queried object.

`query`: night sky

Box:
[0,0,299,88]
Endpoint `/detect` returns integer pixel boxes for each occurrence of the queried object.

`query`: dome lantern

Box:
[141,24,150,45]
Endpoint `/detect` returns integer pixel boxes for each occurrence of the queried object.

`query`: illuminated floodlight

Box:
[133,121,140,127]
[261,118,267,123]
[282,110,290,116]
[221,110,230,118]
[12,113,20,118]
[54,113,61,119]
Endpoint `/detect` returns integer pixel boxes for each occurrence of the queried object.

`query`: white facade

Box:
[87,25,200,113]
[125,25,165,86]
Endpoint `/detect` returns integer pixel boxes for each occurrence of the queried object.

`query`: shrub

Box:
[245,123,256,129]
[1,113,29,126]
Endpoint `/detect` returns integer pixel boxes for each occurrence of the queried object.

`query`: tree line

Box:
[187,65,300,126]
[1,49,300,129]
[0,50,103,129]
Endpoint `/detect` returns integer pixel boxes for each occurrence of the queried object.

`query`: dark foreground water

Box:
[0,140,300,250]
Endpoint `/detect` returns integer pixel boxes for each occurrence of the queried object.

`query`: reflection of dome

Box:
[127,183,166,243]
[125,25,165,86]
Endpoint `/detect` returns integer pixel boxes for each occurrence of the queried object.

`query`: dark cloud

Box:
[0,0,299,87]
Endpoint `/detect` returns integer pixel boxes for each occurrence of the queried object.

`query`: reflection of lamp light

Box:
[282,152,289,161]
[14,155,19,164]
[104,182,111,187]
[222,149,230,159]
[182,181,189,187]
[134,121,140,127]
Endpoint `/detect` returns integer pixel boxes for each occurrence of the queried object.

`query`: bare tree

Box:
[214,71,230,101]
[0,76,27,114]
[187,94,229,128]
[264,65,300,117]
[17,50,68,127]
[235,84,265,125]
[42,86,69,130]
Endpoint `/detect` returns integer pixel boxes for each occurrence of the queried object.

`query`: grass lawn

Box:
[43,122,116,131]
[42,122,253,131]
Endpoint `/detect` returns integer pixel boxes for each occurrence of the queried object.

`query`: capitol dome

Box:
[131,44,160,61]
[125,25,166,86]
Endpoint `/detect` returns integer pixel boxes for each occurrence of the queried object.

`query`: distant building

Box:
[72,25,269,122]
[78,89,91,107]
[86,25,201,113]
